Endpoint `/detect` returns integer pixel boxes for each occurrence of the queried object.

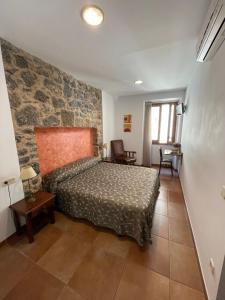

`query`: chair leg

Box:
[159,162,161,176]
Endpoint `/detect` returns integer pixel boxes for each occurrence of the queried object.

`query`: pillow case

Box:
[43,156,100,193]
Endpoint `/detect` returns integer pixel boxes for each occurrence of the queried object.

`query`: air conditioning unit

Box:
[197,0,225,62]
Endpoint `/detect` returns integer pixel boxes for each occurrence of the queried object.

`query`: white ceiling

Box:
[0,0,210,96]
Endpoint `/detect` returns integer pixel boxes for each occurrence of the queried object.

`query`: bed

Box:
[43,157,160,246]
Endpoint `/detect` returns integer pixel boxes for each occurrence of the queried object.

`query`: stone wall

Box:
[1,39,102,193]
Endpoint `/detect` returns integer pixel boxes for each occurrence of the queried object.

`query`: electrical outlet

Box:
[210,258,215,275]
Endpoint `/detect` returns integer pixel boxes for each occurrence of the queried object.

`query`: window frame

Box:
[151,102,177,145]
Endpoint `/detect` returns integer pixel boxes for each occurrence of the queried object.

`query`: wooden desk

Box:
[164,149,183,156]
[164,149,183,173]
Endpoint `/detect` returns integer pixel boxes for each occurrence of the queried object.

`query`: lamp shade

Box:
[21,166,37,181]
[103,143,108,149]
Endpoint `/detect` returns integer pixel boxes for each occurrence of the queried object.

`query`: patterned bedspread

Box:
[43,158,160,246]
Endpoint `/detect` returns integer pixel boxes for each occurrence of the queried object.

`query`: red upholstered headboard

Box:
[35,127,95,175]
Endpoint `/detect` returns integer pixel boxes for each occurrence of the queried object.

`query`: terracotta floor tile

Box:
[161,178,182,193]
[168,201,188,221]
[152,214,169,239]
[10,225,62,262]
[38,232,91,283]
[170,280,206,300]
[69,247,125,300]
[1,173,204,300]
[54,212,98,243]
[57,286,86,300]
[127,235,170,277]
[54,212,80,233]
[160,175,173,181]
[155,199,168,216]
[169,218,194,247]
[70,222,98,242]
[170,242,203,291]
[158,189,168,201]
[168,190,185,204]
[93,231,132,258]
[169,179,183,192]
[160,179,172,190]
[6,232,25,245]
[0,244,34,299]
[54,211,75,230]
[115,262,169,300]
[4,265,64,300]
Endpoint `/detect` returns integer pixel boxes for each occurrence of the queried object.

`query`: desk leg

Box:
[48,205,55,224]
[13,211,22,235]
[26,214,34,243]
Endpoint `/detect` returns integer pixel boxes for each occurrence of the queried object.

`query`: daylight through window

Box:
[151,102,177,144]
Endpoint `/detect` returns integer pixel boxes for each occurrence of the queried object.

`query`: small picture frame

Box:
[124,114,132,123]
[124,123,132,132]
[123,114,132,132]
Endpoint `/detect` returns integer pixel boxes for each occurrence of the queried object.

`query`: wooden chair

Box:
[111,140,136,165]
[159,148,173,176]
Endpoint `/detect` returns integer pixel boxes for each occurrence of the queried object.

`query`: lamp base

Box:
[26,194,36,202]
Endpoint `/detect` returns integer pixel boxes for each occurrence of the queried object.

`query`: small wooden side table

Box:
[10,191,55,243]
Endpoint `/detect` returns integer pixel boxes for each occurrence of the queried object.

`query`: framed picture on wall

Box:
[123,114,132,132]
[124,123,131,132]
[124,114,132,123]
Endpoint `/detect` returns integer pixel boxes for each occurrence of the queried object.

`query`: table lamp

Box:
[21,166,37,202]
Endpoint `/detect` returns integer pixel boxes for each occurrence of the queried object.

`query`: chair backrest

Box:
[111,140,124,158]
[159,148,163,162]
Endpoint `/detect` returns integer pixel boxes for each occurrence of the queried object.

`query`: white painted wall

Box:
[114,96,145,164]
[0,45,24,242]
[115,89,186,165]
[180,41,225,300]
[102,91,117,157]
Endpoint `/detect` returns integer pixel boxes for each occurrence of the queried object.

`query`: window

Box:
[151,102,177,144]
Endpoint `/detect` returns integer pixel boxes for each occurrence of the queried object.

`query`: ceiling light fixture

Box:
[135,80,143,85]
[81,5,104,26]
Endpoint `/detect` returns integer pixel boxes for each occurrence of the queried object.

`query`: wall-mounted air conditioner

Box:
[197,0,225,62]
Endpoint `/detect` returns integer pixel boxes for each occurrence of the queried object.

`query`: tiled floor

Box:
[0,169,206,300]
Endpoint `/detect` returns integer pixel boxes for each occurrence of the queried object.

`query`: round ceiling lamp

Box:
[81,5,104,26]
[135,80,143,85]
